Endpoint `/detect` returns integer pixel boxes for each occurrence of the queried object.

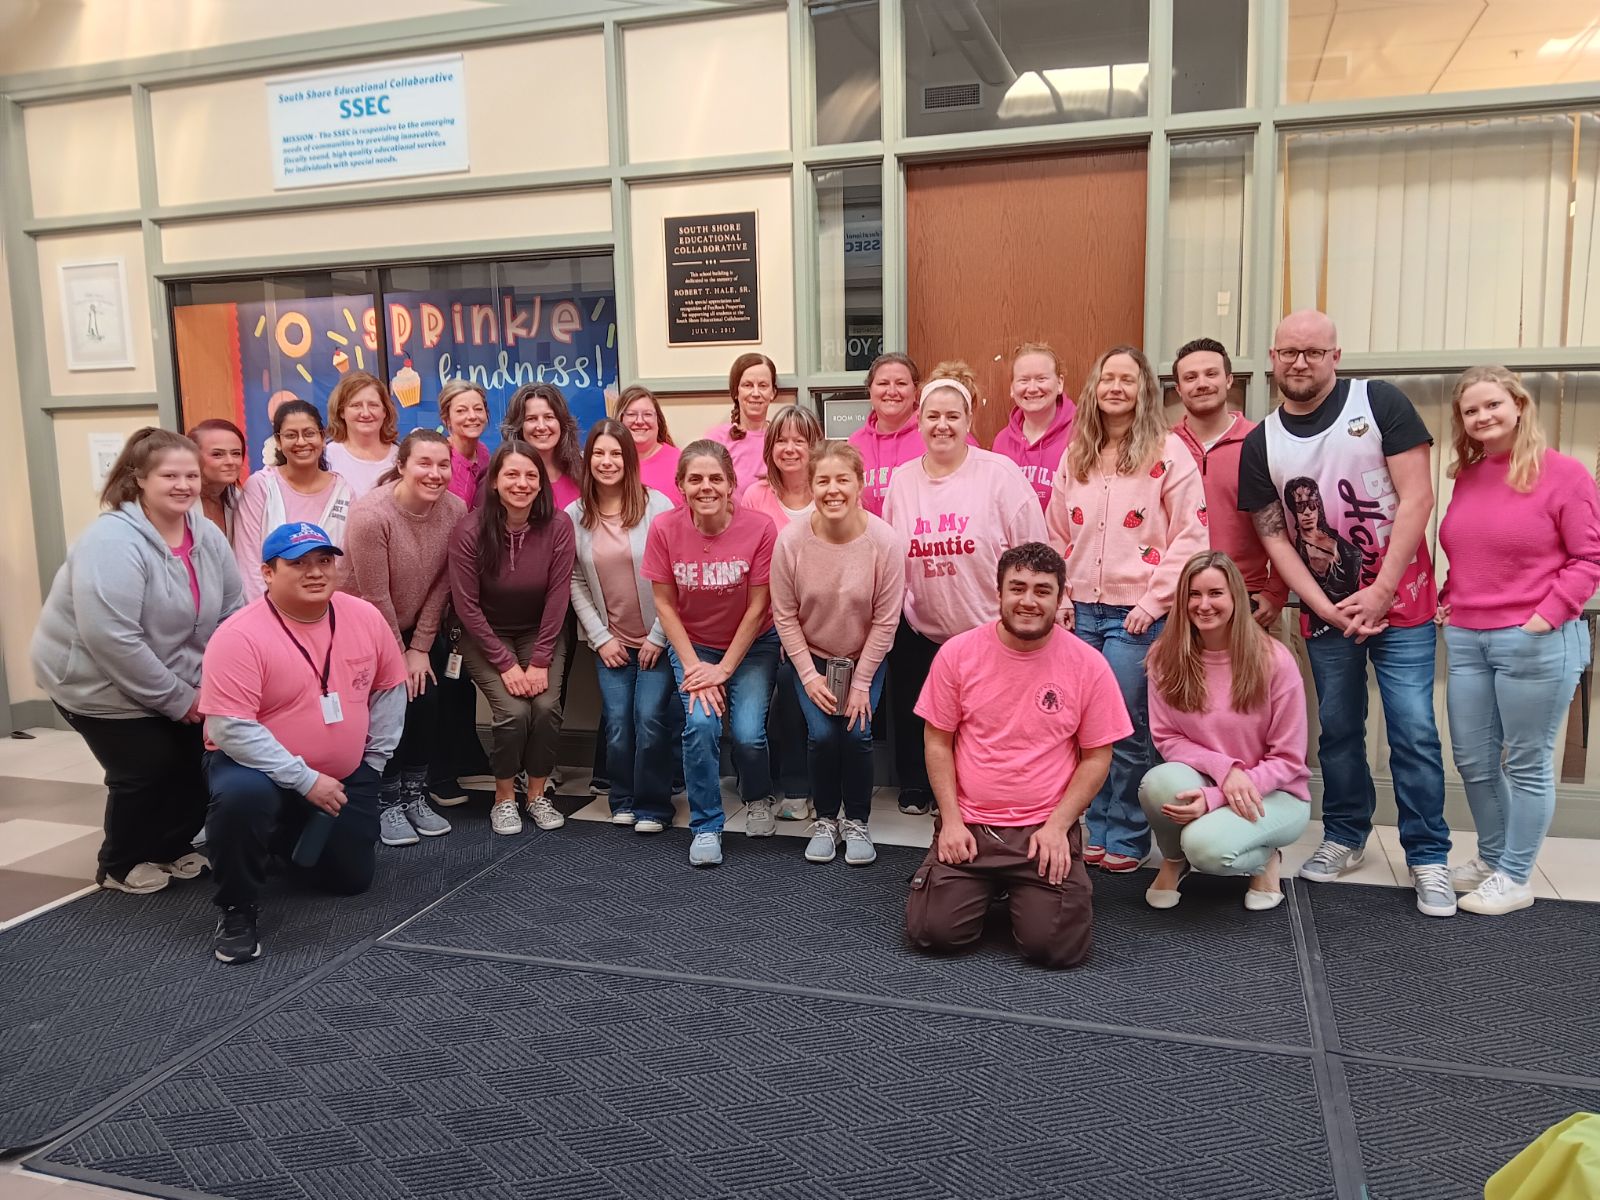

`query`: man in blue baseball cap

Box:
[197,522,407,963]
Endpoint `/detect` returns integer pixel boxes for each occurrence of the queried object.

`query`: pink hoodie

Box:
[849,412,926,517]
[991,396,1077,510]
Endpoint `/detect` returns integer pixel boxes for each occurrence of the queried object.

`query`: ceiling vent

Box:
[922,81,982,111]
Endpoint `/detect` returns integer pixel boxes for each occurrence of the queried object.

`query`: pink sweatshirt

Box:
[770,514,906,691]
[1149,641,1311,811]
[637,443,684,507]
[991,397,1076,511]
[849,412,926,516]
[1044,432,1209,620]
[883,447,1047,642]
[1439,449,1600,630]
[704,420,767,500]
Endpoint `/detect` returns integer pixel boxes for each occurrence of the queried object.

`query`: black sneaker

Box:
[897,790,933,816]
[214,906,261,964]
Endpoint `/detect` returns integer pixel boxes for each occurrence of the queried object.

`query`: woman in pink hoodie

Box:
[991,342,1076,510]
[849,352,924,516]
[1045,345,1208,872]
[1139,551,1310,913]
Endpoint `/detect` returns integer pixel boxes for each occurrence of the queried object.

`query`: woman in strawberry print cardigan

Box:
[1045,345,1208,871]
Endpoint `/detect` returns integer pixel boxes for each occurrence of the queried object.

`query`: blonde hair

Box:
[437,379,488,431]
[927,359,979,407]
[1066,345,1167,484]
[761,404,824,484]
[809,439,865,483]
[1147,552,1271,714]
[1447,365,1545,493]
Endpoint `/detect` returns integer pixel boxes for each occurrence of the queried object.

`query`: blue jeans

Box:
[792,657,887,822]
[1072,603,1164,859]
[1304,621,1450,865]
[594,645,676,823]
[1443,620,1589,883]
[668,629,781,833]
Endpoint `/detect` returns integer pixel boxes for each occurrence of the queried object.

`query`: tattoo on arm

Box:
[1252,505,1286,538]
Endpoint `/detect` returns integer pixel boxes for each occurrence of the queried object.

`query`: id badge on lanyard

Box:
[445,622,463,680]
[270,601,343,724]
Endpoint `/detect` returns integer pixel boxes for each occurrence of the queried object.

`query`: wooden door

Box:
[906,146,1148,447]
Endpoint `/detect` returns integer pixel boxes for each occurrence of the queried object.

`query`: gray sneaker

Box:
[1297,839,1364,883]
[840,818,877,866]
[745,796,777,837]
[1411,864,1458,918]
[689,831,723,867]
[403,798,451,837]
[804,818,839,863]
[525,795,565,830]
[379,806,419,847]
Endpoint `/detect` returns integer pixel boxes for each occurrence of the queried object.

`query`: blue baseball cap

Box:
[261,522,344,563]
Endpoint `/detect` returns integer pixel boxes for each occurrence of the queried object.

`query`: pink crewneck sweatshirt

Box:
[991,396,1076,510]
[1044,431,1209,620]
[1438,448,1600,630]
[1149,640,1311,812]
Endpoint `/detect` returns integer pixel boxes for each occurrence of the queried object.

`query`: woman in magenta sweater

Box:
[1438,366,1600,916]
[1139,551,1311,912]
[849,351,922,516]
[448,439,576,837]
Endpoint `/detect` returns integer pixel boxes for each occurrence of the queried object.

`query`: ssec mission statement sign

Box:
[267,54,469,190]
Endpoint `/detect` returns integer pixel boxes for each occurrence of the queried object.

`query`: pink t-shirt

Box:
[641,504,776,650]
[637,443,684,508]
[548,473,580,512]
[593,512,649,649]
[1148,641,1311,811]
[882,447,1048,642]
[704,421,767,499]
[916,623,1132,826]
[172,525,199,613]
[741,480,813,529]
[200,593,408,780]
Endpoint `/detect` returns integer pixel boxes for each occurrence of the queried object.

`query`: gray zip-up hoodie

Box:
[31,502,244,720]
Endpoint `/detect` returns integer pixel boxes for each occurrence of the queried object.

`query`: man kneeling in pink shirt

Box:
[906,543,1132,968]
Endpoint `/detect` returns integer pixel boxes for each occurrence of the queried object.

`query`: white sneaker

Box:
[1450,855,1495,893]
[101,862,170,894]
[778,795,813,821]
[634,816,666,834]
[610,810,636,826]
[1459,871,1535,916]
[158,852,209,880]
[490,799,523,836]
[1298,839,1366,883]
[525,795,565,830]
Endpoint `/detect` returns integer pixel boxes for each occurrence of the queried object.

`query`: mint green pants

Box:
[1137,762,1309,877]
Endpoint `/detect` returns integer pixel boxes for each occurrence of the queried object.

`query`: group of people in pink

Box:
[27,308,1600,969]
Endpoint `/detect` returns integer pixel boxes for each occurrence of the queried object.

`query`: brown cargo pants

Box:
[905,817,1094,969]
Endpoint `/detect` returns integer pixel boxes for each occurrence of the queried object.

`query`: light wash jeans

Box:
[1072,603,1164,859]
[668,629,780,833]
[1138,762,1310,876]
[1304,621,1451,866]
[1443,620,1590,883]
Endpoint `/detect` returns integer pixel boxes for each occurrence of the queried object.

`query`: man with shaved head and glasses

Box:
[1236,309,1454,918]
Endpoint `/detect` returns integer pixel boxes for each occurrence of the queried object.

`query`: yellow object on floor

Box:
[1486,1113,1600,1200]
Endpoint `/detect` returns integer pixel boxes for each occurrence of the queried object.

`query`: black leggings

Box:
[886,618,942,803]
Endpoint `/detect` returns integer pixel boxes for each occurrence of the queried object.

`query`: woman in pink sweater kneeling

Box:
[1139,551,1311,912]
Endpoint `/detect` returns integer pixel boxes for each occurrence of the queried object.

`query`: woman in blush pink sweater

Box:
[1139,551,1310,912]
[1044,345,1208,871]
[1438,366,1600,917]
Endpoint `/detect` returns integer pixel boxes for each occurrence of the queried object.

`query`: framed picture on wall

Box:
[59,258,134,371]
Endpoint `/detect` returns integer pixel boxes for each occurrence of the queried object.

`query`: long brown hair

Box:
[474,439,553,582]
[1147,551,1271,714]
[376,428,450,488]
[579,419,648,531]
[615,384,675,447]
[100,428,200,510]
[503,382,583,483]
[1447,365,1546,493]
[726,352,778,439]
[1066,345,1167,484]
[326,371,398,445]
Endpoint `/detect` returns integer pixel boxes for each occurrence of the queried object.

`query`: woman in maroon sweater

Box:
[448,439,576,837]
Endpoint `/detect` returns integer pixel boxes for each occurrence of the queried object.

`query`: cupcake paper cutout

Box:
[332,349,350,375]
[391,359,421,408]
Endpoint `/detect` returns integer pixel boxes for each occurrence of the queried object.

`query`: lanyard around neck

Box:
[267,599,336,696]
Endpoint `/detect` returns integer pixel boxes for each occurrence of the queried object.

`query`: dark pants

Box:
[204,751,381,910]
[58,706,207,883]
[887,618,942,804]
[792,657,886,822]
[769,660,811,800]
[906,818,1093,969]
[392,626,441,777]
[431,617,492,787]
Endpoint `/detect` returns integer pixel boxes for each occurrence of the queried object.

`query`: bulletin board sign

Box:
[266,54,469,190]
[664,211,760,345]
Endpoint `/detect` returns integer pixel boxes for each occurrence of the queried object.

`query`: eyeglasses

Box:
[1272,347,1333,364]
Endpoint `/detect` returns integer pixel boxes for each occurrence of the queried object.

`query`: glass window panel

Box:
[1279,112,1600,353]
[903,0,1149,137]
[1165,135,1252,357]
[1287,1,1600,105]
[815,165,884,372]
[1171,0,1250,113]
[813,0,882,144]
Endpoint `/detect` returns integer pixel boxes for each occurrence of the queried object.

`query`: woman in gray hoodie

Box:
[31,428,244,894]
